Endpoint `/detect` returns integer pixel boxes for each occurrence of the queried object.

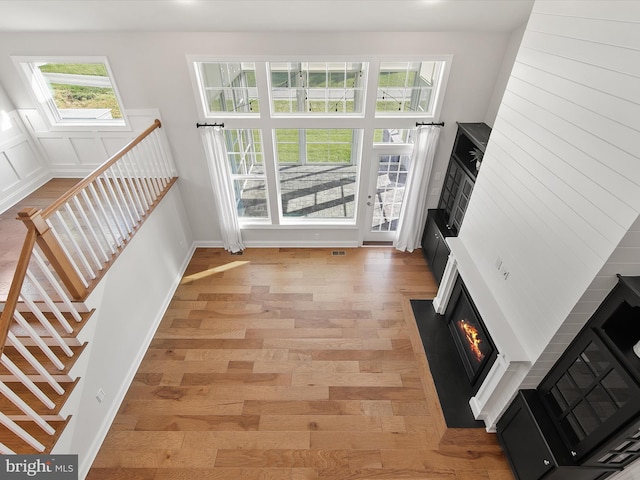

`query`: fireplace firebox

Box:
[445,276,497,390]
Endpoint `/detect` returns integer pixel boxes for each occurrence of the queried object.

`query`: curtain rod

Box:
[416,121,445,127]
[196,122,225,128]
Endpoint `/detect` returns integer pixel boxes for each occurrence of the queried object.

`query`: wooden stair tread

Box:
[0,377,79,416]
[0,418,70,454]
[10,309,95,339]
[0,344,87,376]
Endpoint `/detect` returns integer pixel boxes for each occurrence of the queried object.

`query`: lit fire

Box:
[458,319,484,362]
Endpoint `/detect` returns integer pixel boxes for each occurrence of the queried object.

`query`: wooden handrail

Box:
[41,119,162,219]
[0,227,38,356]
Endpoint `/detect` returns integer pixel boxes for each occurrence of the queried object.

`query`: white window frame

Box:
[189,55,451,228]
[12,55,130,131]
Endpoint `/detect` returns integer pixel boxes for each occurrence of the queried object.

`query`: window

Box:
[225,129,268,219]
[194,62,259,115]
[15,57,127,128]
[376,61,445,115]
[270,62,365,115]
[191,58,450,228]
[275,129,360,219]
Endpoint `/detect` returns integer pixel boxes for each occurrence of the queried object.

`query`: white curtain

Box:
[201,126,245,253]
[393,125,441,252]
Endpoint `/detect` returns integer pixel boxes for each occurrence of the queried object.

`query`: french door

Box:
[361,147,414,243]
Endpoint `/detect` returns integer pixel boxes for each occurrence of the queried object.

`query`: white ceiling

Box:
[0,0,534,33]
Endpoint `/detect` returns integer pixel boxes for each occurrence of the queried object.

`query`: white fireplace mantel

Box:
[433,237,532,431]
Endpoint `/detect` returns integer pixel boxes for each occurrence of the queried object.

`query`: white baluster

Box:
[0,381,56,435]
[25,269,73,334]
[100,172,133,235]
[5,332,65,395]
[1,354,56,408]
[94,178,127,246]
[11,312,66,371]
[47,222,89,288]
[0,440,16,454]
[54,211,96,280]
[19,295,73,357]
[63,203,102,271]
[0,411,45,452]
[106,166,136,229]
[131,149,155,207]
[73,196,109,263]
[121,153,148,215]
[31,249,82,323]
[115,161,142,222]
[148,133,169,188]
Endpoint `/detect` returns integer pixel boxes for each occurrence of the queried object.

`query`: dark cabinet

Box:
[437,122,490,234]
[421,210,453,284]
[422,122,490,285]
[498,390,617,480]
[498,276,640,480]
[538,276,640,470]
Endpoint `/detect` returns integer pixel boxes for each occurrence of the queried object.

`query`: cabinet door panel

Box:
[540,330,640,460]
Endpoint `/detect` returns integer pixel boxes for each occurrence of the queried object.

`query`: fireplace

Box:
[445,276,497,391]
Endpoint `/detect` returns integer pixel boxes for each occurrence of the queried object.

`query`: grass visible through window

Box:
[37,62,122,119]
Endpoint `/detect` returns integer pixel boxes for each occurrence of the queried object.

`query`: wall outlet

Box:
[315,233,320,240]
[96,388,105,403]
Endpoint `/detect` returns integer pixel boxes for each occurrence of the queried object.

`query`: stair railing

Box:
[0,119,177,453]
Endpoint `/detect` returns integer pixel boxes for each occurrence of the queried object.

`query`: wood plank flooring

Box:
[87,247,514,480]
[0,178,79,301]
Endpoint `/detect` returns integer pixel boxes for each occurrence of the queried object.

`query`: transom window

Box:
[15,57,127,128]
[270,62,365,115]
[376,61,444,115]
[195,62,259,115]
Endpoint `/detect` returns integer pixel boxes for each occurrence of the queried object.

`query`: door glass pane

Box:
[586,384,617,423]
[275,128,359,219]
[371,154,409,232]
[573,399,599,435]
[582,341,610,375]
[569,356,596,391]
[602,370,632,407]
[557,373,581,406]
[561,412,585,442]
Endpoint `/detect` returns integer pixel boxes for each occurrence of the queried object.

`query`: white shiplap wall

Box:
[458,0,640,426]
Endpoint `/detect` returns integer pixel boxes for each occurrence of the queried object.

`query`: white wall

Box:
[51,184,194,479]
[0,31,513,245]
[484,22,527,127]
[458,0,640,425]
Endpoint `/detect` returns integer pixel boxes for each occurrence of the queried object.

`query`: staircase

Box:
[0,119,178,454]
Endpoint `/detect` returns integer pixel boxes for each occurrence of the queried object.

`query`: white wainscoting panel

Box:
[0,110,48,214]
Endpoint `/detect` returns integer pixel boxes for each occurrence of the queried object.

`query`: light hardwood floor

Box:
[86,247,515,480]
[0,179,79,301]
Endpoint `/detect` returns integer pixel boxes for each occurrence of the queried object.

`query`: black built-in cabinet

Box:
[422,122,491,284]
[498,276,640,480]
